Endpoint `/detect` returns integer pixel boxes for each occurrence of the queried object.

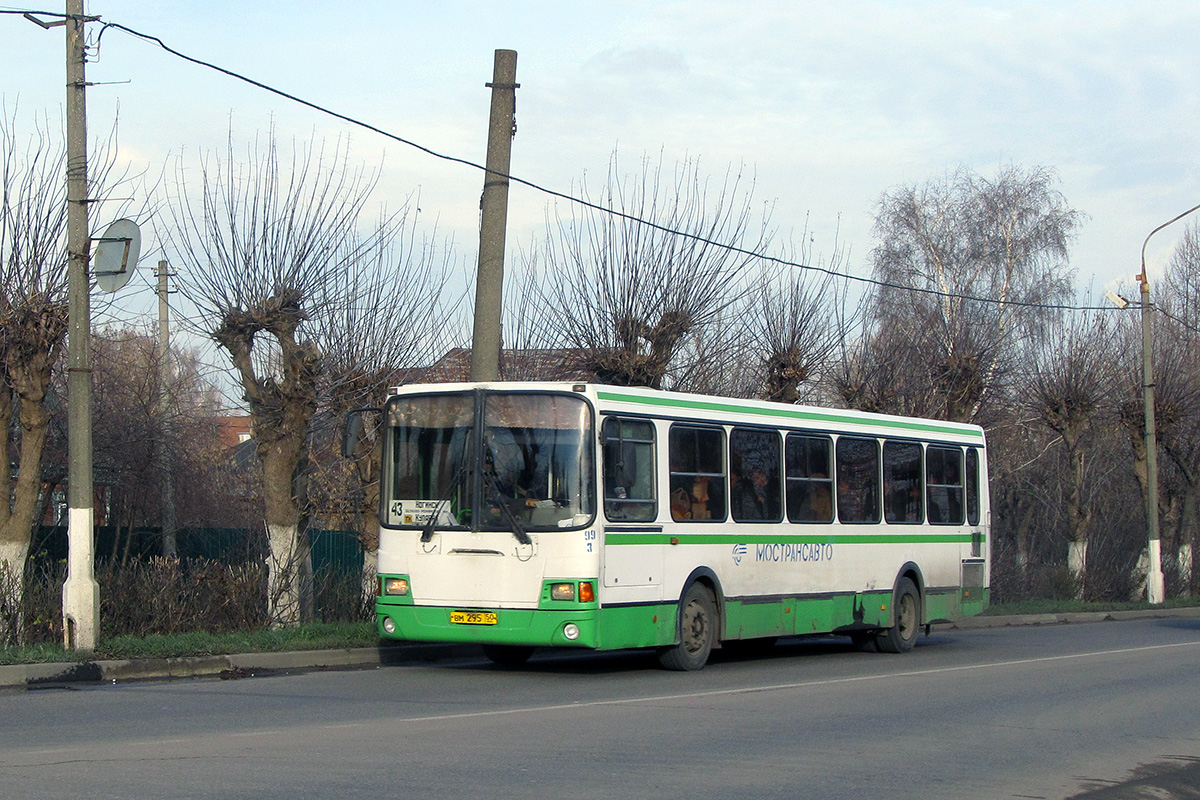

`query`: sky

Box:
[2,0,1198,347]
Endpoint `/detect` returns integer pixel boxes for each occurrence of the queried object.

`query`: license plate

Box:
[450,610,498,625]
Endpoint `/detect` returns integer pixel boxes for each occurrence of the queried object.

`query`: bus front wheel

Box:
[658,583,717,671]
[875,577,920,654]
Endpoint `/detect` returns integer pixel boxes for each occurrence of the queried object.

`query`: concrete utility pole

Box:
[61,0,100,650]
[469,49,518,382]
[1139,273,1164,605]
[1138,201,1200,605]
[157,261,178,559]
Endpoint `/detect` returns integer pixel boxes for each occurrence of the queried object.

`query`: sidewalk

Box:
[4,606,1200,689]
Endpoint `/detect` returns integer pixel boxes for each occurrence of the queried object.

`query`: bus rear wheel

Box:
[875,577,920,654]
[483,644,535,667]
[658,583,717,671]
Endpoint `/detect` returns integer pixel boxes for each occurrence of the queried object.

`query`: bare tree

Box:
[0,110,130,642]
[525,154,772,389]
[308,213,456,600]
[164,130,447,626]
[1021,310,1119,598]
[86,326,235,558]
[844,165,1082,423]
[1120,222,1200,595]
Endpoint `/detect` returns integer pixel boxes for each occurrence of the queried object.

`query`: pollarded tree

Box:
[1117,221,1200,595]
[526,154,773,389]
[849,164,1082,423]
[679,236,848,403]
[0,110,131,643]
[307,213,456,599]
[1021,310,1120,598]
[165,130,449,626]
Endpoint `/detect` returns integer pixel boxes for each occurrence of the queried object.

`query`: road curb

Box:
[0,643,477,689]
[944,605,1200,629]
[4,607,1200,688]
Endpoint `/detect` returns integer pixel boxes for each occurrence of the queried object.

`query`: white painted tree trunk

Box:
[361,547,378,613]
[0,539,29,641]
[1178,543,1193,589]
[1132,547,1150,601]
[266,523,311,627]
[1068,539,1087,599]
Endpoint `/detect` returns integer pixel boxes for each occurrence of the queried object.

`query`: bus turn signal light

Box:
[579,582,595,603]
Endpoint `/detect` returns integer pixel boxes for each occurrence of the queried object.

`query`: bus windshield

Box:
[383,391,595,532]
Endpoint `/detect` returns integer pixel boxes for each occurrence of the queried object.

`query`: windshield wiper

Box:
[483,470,533,546]
[420,465,467,543]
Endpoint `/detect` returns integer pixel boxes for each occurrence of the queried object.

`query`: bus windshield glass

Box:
[383,391,595,532]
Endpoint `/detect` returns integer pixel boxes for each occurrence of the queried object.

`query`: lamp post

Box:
[1137,202,1200,605]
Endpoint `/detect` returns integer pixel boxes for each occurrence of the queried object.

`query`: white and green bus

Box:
[360,382,989,670]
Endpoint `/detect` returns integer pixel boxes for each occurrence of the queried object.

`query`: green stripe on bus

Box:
[595,391,983,440]
[605,532,981,545]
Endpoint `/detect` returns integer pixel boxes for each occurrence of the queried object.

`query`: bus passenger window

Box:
[602,417,657,522]
[883,440,923,524]
[927,445,965,525]
[835,436,880,524]
[786,434,833,523]
[965,447,981,526]
[730,428,782,523]
[669,425,726,522]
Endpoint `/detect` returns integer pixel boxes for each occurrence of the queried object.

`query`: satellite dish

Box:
[93,218,141,293]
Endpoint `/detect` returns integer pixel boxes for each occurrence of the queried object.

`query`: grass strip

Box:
[0,621,377,665]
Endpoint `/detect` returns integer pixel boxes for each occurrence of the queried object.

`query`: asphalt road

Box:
[3,617,1200,799]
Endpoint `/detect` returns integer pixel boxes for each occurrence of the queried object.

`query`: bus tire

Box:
[657,583,717,671]
[875,577,920,654]
[483,644,535,667]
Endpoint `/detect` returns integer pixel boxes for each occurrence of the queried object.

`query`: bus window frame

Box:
[835,435,882,524]
[883,439,925,525]
[668,423,727,523]
[601,415,659,523]
[729,427,784,524]
[785,432,835,524]
[926,444,966,526]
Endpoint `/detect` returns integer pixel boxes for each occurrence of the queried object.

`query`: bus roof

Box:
[385,381,986,445]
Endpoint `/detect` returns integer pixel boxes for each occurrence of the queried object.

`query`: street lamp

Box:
[1136,202,1200,605]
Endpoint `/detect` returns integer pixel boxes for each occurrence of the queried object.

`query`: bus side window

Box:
[785,434,833,523]
[883,440,923,524]
[927,445,965,525]
[669,425,726,522]
[730,428,782,523]
[965,447,981,527]
[835,436,881,524]
[602,417,657,522]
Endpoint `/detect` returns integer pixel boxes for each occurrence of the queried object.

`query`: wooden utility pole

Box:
[158,261,178,559]
[469,49,518,382]
[61,0,99,650]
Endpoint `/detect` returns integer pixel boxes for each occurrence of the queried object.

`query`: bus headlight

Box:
[384,578,409,596]
[551,582,575,601]
[563,623,580,640]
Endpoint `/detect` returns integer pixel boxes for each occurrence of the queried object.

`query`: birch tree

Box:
[847,164,1081,422]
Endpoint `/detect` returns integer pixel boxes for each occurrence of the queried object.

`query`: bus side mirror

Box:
[342,412,362,458]
[342,407,382,458]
